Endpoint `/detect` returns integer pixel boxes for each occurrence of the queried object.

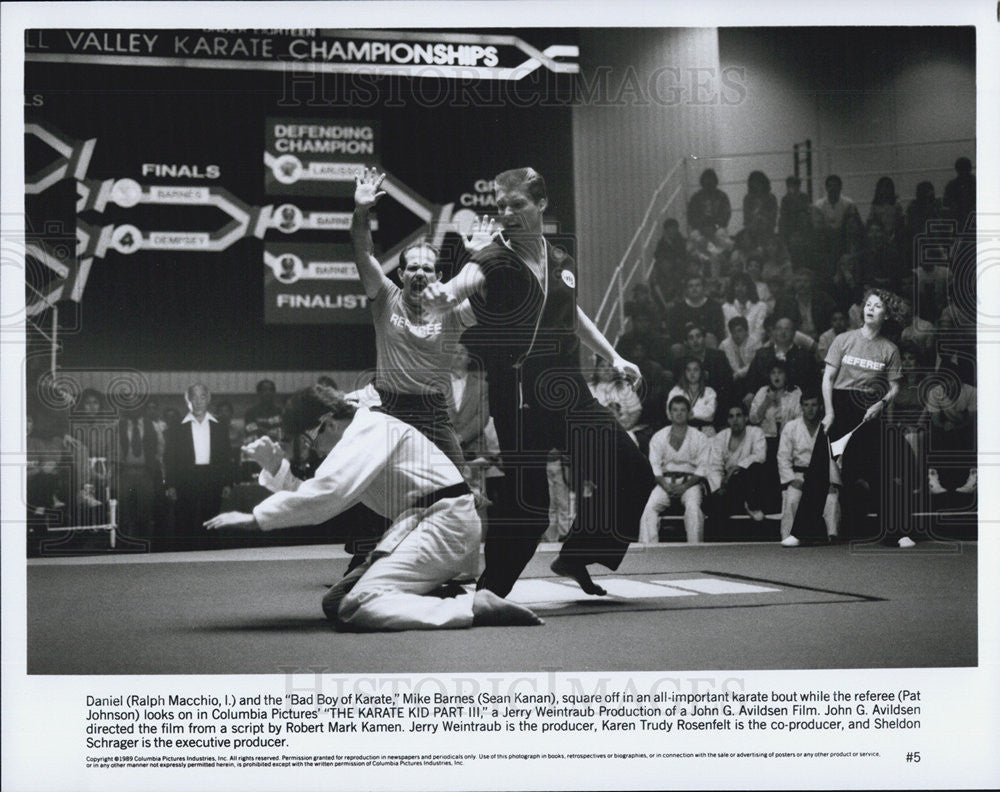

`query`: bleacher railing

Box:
[594,138,974,345]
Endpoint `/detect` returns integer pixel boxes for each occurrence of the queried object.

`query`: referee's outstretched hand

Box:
[354,167,386,208]
[421,280,457,312]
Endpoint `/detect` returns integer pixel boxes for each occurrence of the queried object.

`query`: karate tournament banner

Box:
[24,28,577,369]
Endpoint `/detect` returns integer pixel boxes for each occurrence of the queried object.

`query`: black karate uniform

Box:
[466,236,654,597]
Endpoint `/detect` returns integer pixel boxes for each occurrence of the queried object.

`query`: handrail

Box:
[595,157,684,327]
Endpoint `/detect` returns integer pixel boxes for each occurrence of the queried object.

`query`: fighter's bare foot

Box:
[472,590,543,626]
[550,557,607,596]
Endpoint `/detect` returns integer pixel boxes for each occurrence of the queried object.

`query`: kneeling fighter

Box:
[205,385,541,631]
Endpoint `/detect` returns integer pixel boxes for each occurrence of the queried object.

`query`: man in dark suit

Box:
[117,407,160,548]
[164,383,231,551]
[743,316,818,402]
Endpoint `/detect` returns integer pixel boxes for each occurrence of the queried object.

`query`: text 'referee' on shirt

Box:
[824,328,902,393]
[370,280,471,396]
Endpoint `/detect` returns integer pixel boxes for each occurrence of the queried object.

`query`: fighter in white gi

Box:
[639,395,712,543]
[205,385,541,631]
[776,390,840,543]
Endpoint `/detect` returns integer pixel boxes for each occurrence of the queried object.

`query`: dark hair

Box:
[77,388,103,408]
[898,342,925,373]
[786,175,802,187]
[316,375,338,388]
[747,170,771,195]
[725,400,748,416]
[727,272,760,303]
[699,169,719,189]
[668,394,691,412]
[799,387,821,403]
[825,174,843,190]
[955,157,972,174]
[256,379,276,394]
[915,181,936,202]
[684,322,705,339]
[281,385,357,438]
[663,217,680,230]
[727,315,749,333]
[495,167,547,203]
[768,359,788,375]
[872,176,897,206]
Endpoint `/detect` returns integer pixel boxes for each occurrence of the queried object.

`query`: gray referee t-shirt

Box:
[371,280,470,395]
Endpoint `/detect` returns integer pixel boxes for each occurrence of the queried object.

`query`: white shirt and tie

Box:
[182,413,217,464]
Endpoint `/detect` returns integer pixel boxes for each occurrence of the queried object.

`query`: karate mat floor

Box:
[25,541,977,674]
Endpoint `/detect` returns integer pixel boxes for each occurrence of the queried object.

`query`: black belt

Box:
[793,465,809,473]
[411,482,471,510]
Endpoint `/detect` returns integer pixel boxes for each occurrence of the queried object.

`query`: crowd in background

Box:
[25,158,977,552]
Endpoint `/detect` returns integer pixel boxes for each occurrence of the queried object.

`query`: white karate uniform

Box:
[706,426,767,493]
[776,417,839,539]
[640,425,711,543]
[253,407,480,631]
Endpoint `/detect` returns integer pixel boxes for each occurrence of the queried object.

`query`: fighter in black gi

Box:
[423,168,655,597]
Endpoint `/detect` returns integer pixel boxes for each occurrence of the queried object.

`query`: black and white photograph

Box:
[2,2,998,790]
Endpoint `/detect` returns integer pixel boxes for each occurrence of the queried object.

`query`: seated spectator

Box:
[732,212,791,280]
[69,388,114,512]
[671,323,733,407]
[668,357,718,436]
[773,269,835,341]
[649,218,688,310]
[866,176,905,289]
[622,337,672,448]
[779,175,811,243]
[720,316,760,391]
[923,365,977,494]
[777,390,839,544]
[943,156,975,232]
[687,227,733,287]
[749,360,803,514]
[899,297,936,359]
[215,399,240,485]
[742,170,778,234]
[913,254,951,323]
[668,275,726,347]
[722,273,768,344]
[744,316,817,401]
[686,168,731,241]
[26,410,69,514]
[749,360,803,442]
[590,356,643,436]
[639,395,711,543]
[888,342,928,458]
[705,402,768,536]
[904,181,944,268]
[624,282,662,327]
[744,256,774,314]
[816,309,849,364]
[448,343,493,462]
[242,379,283,482]
[812,174,861,281]
[116,406,160,547]
[617,304,670,368]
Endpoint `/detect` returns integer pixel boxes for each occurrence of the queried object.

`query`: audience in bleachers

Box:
[28,158,977,553]
[632,159,975,545]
